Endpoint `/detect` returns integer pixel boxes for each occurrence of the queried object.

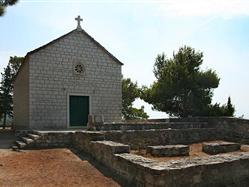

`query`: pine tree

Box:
[0,56,23,128]
[0,0,18,16]
[122,78,149,120]
[141,46,220,117]
[0,65,13,128]
[226,96,235,116]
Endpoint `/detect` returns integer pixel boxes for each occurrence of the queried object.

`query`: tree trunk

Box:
[3,113,6,129]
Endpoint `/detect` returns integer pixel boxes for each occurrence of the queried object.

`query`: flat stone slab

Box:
[202,141,241,155]
[146,145,189,157]
[116,152,249,186]
[93,141,130,154]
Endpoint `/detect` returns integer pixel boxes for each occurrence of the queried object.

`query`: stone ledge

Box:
[115,152,249,171]
[202,141,241,155]
[114,152,249,186]
[103,128,220,149]
[96,121,210,131]
[146,145,189,157]
[92,141,130,154]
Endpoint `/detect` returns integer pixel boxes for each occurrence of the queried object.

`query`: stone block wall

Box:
[96,121,211,131]
[73,131,105,153]
[158,117,249,144]
[208,117,249,144]
[72,131,249,187]
[103,128,224,149]
[13,59,29,129]
[113,152,249,187]
[23,29,122,129]
[168,117,249,144]
[23,125,249,186]
[28,131,74,148]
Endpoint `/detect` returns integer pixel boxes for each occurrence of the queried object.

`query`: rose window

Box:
[74,64,84,74]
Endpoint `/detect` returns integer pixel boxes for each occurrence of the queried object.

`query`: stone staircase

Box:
[12,131,41,151]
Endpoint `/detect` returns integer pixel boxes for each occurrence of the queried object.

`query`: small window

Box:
[74,63,84,75]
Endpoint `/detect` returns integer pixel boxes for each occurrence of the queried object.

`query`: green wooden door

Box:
[69,96,89,127]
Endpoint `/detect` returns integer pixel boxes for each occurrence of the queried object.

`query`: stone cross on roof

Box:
[75,15,83,30]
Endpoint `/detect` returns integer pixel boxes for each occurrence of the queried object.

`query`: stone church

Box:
[13,16,123,130]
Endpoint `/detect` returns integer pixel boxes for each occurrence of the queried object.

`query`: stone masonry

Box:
[13,117,249,186]
[146,145,189,157]
[203,141,241,155]
[13,24,123,129]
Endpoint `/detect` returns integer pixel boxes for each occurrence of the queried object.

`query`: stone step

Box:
[27,133,40,140]
[12,145,19,151]
[32,130,42,136]
[146,145,189,157]
[15,141,26,149]
[202,141,241,155]
[22,137,34,144]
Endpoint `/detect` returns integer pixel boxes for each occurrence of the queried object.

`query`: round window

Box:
[74,64,84,75]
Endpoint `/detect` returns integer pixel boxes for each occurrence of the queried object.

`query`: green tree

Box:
[0,65,12,128]
[0,56,23,128]
[9,56,23,74]
[141,46,220,117]
[208,97,235,117]
[122,78,149,120]
[226,96,235,116]
[0,0,18,16]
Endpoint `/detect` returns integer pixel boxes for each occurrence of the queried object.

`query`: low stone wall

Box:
[146,145,189,157]
[22,123,249,187]
[103,128,224,149]
[96,121,211,131]
[73,131,106,153]
[28,117,249,150]
[202,141,241,155]
[208,118,249,143]
[72,131,249,187]
[150,117,249,145]
[31,128,224,150]
[114,152,249,187]
[89,141,130,167]
[28,131,74,148]
[29,128,223,150]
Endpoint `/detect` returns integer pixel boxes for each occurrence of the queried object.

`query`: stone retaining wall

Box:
[23,120,249,187]
[28,117,249,150]
[73,131,105,153]
[28,131,74,148]
[208,118,249,144]
[32,127,224,150]
[103,128,223,149]
[202,141,241,155]
[96,121,211,131]
[146,145,189,157]
[144,117,249,144]
[114,152,249,187]
[72,131,249,187]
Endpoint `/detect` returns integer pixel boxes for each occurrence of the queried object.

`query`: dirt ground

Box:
[0,148,120,187]
[132,141,249,162]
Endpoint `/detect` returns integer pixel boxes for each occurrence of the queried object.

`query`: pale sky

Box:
[1,0,249,118]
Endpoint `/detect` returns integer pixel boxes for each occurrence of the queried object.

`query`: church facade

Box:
[13,17,123,130]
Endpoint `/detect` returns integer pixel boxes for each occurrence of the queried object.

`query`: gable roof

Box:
[27,29,124,65]
[14,28,124,81]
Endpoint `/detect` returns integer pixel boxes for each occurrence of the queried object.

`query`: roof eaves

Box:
[27,30,75,56]
[14,28,124,81]
[80,29,124,66]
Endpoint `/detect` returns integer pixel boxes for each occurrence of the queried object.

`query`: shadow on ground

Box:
[0,129,16,149]
[71,148,128,187]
